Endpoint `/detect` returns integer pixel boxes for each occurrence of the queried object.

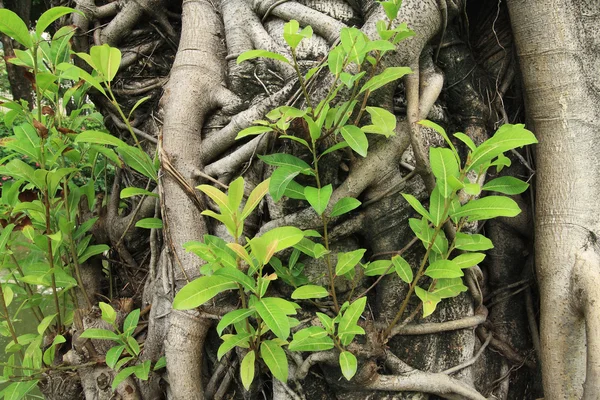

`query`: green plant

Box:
[0,6,159,397]
[172,0,537,391]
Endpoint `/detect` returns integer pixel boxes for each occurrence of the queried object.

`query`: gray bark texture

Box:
[47,0,600,398]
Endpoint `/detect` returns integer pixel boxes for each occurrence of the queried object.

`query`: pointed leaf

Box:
[359,67,412,94]
[241,350,255,390]
[291,285,329,299]
[241,178,270,220]
[261,340,288,382]
[270,167,301,202]
[450,196,521,221]
[425,259,463,279]
[255,298,290,340]
[335,249,366,276]
[304,184,332,216]
[330,197,361,217]
[469,124,537,171]
[452,253,486,269]
[339,351,357,380]
[392,255,413,283]
[402,194,431,221]
[173,276,238,310]
[217,309,255,335]
[454,233,494,251]
[415,287,441,318]
[341,125,368,157]
[237,49,289,64]
[483,176,529,195]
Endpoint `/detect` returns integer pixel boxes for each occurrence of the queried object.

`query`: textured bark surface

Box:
[41,0,598,398]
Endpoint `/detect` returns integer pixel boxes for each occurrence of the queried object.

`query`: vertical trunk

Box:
[0,0,33,104]
[507,0,600,398]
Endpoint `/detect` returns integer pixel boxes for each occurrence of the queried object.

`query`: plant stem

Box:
[0,274,20,346]
[8,253,44,322]
[43,188,63,332]
[291,48,313,110]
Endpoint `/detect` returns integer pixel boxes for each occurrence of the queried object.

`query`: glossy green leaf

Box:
[99,302,117,325]
[483,176,529,195]
[259,153,311,173]
[452,252,486,269]
[339,351,357,381]
[259,226,305,254]
[237,49,289,64]
[454,132,476,151]
[217,309,255,335]
[362,106,396,137]
[120,187,158,199]
[289,326,333,351]
[392,255,413,283]
[255,297,290,340]
[261,340,288,382]
[90,44,121,82]
[270,166,301,202]
[415,287,441,318]
[320,141,349,157]
[283,180,306,200]
[364,260,393,276]
[450,196,521,221]
[425,259,463,279]
[341,125,368,157]
[241,178,270,220]
[214,266,256,293]
[430,147,460,198]
[359,67,412,94]
[241,350,256,390]
[335,249,366,276]
[327,46,345,75]
[79,328,119,341]
[291,285,329,299]
[469,124,537,171]
[0,9,33,48]
[36,7,78,37]
[123,309,140,335]
[172,275,237,310]
[236,125,273,140]
[330,197,361,217]
[117,145,158,181]
[74,130,127,147]
[463,183,481,196]
[338,296,366,345]
[428,187,446,226]
[454,233,494,251]
[402,193,431,221]
[218,333,251,360]
[419,120,457,156]
[431,278,468,299]
[135,218,163,229]
[304,185,332,216]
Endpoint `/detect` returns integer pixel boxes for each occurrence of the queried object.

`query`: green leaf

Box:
[316,312,334,334]
[430,147,460,198]
[217,309,255,335]
[259,153,311,173]
[425,259,463,279]
[172,276,238,310]
[415,287,441,318]
[289,326,334,351]
[36,7,78,37]
[258,226,305,253]
[419,120,457,156]
[154,356,167,370]
[469,124,537,171]
[327,46,345,75]
[320,141,349,157]
[255,297,291,340]
[117,145,158,181]
[483,176,529,195]
[330,197,361,217]
[121,187,159,199]
[338,297,366,345]
[214,266,256,293]
[454,132,476,151]
[261,340,288,382]
[74,130,127,147]
[463,183,481,196]
[381,1,400,20]
[304,185,332,216]
[106,345,126,369]
[341,125,368,157]
[270,167,301,202]
[428,187,446,226]
[241,178,270,220]
[237,49,289,64]
[364,260,393,276]
[0,224,15,253]
[135,218,163,229]
[392,255,413,283]
[0,9,33,48]
[283,180,306,200]
[128,96,151,120]
[359,67,412,94]
[280,134,310,149]
[335,249,366,276]
[454,233,494,251]
[99,302,117,325]
[236,125,273,140]
[198,185,234,216]
[121,309,139,336]
[218,333,251,360]
[431,278,468,299]
[90,44,121,82]
[112,365,137,389]
[37,314,57,335]
[227,177,245,212]
[402,194,432,221]
[2,381,38,400]
[291,285,329,299]
[362,106,396,137]
[339,351,357,381]
[452,252,486,269]
[79,328,120,341]
[450,196,521,221]
[304,115,321,141]
[77,244,109,264]
[241,350,256,390]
